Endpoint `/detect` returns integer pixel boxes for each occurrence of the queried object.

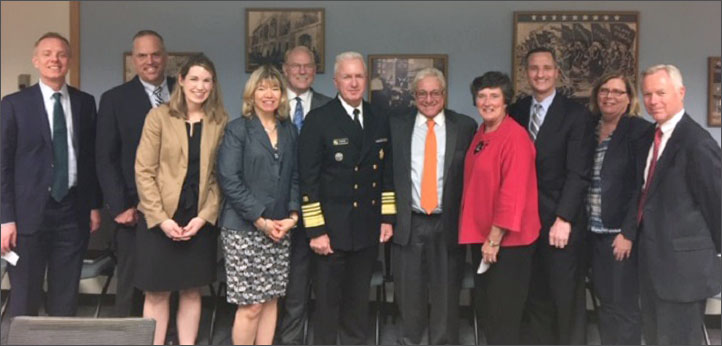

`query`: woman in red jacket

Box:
[458,71,540,344]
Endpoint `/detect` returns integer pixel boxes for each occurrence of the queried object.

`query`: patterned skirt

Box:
[220,227,291,305]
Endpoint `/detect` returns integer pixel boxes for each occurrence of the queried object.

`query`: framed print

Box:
[368,54,448,117]
[512,11,639,104]
[708,57,721,127]
[246,8,325,73]
[123,52,198,83]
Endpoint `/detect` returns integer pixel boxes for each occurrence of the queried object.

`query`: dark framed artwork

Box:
[123,52,198,83]
[512,11,639,104]
[368,54,448,117]
[708,57,721,127]
[246,8,325,73]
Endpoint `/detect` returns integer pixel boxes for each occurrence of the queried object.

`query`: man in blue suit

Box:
[1,32,102,317]
[96,29,174,318]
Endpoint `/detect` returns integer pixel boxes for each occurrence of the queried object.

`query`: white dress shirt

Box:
[338,96,363,128]
[410,111,446,214]
[288,89,313,119]
[643,109,685,188]
[39,80,77,188]
[139,78,170,107]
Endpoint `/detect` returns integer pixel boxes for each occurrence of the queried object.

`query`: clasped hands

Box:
[254,216,295,243]
[160,217,206,242]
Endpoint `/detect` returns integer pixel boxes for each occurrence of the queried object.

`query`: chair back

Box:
[7,316,155,345]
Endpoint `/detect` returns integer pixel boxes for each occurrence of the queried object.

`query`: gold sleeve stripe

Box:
[381,191,396,215]
[303,213,325,228]
[302,206,322,215]
[301,202,321,212]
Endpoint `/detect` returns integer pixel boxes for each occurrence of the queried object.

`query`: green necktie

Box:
[51,92,69,202]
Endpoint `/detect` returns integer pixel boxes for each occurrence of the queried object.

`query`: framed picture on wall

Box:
[708,56,721,127]
[245,8,325,73]
[123,52,199,83]
[512,11,639,104]
[368,54,448,117]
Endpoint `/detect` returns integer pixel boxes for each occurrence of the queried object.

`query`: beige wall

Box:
[1,1,70,99]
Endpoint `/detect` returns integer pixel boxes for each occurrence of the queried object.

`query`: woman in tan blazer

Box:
[135,54,228,345]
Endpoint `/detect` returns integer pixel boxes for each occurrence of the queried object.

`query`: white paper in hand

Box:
[2,250,19,266]
[477,259,490,274]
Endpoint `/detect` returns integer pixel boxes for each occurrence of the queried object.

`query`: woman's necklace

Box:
[263,124,277,133]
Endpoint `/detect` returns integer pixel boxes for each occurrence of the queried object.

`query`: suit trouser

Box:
[471,243,535,345]
[312,244,377,345]
[590,232,641,345]
[639,257,707,345]
[112,222,143,317]
[522,226,587,345]
[391,213,463,345]
[7,190,88,317]
[276,227,313,344]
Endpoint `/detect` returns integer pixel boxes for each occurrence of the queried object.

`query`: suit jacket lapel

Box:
[131,76,153,113]
[645,115,688,201]
[169,115,188,157]
[330,99,363,150]
[30,84,52,147]
[309,89,324,110]
[400,111,415,180]
[443,111,458,186]
[602,115,630,169]
[248,116,275,155]
[69,87,81,155]
[515,97,532,131]
[536,93,565,146]
[358,104,375,162]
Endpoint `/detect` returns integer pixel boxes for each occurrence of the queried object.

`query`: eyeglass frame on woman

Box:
[598,87,627,97]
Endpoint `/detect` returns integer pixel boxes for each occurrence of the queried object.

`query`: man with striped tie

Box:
[96,30,175,318]
[276,45,331,345]
[509,47,595,345]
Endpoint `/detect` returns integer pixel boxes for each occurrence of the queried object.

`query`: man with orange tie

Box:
[389,68,476,344]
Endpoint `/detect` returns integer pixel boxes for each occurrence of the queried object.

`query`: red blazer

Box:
[458,116,540,246]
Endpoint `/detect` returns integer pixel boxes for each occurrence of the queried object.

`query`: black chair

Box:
[7,316,155,345]
[80,249,116,318]
[703,292,721,345]
[461,263,479,345]
[208,258,227,344]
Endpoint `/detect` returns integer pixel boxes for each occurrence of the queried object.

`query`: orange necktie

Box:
[420,119,438,214]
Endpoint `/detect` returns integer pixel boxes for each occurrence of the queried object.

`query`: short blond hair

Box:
[242,65,290,120]
[642,64,685,91]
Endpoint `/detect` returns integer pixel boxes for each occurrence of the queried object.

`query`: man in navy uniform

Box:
[298,51,395,345]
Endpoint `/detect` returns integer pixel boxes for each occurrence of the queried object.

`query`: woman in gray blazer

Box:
[216,65,300,345]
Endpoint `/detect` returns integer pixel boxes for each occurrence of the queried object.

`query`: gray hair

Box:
[411,67,446,92]
[642,64,684,91]
[334,51,366,75]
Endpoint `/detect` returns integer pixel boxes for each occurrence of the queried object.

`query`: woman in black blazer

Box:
[586,72,651,345]
[216,65,300,345]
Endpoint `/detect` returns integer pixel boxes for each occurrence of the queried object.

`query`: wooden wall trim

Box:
[69,1,80,87]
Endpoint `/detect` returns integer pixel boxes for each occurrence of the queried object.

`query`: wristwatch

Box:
[488,239,500,247]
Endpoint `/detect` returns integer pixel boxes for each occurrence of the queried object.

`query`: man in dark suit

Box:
[389,68,476,344]
[96,30,174,317]
[298,51,395,345]
[1,32,101,317]
[622,64,721,344]
[509,47,594,344]
[276,45,331,345]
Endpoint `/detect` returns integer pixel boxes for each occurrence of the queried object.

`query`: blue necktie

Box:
[51,92,69,202]
[293,96,304,131]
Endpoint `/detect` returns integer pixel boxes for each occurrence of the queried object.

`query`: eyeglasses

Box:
[598,88,627,97]
[415,90,444,100]
[287,63,315,71]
